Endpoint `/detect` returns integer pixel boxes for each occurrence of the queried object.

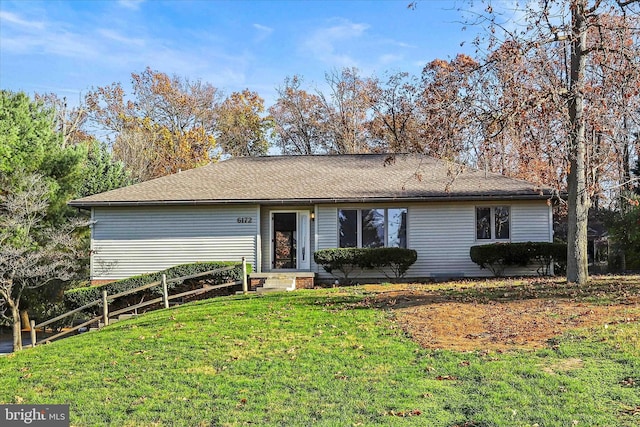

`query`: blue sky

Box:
[0,0,477,106]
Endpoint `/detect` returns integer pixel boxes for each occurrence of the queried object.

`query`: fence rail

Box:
[29,258,249,348]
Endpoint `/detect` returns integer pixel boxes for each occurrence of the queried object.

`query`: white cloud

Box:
[118,0,145,11]
[301,18,369,67]
[97,29,146,47]
[253,23,273,35]
[378,53,402,65]
[0,10,96,59]
[0,10,45,29]
[44,30,98,58]
[253,23,274,42]
[0,8,149,61]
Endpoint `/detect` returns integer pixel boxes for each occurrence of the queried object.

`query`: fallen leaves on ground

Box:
[363,277,640,351]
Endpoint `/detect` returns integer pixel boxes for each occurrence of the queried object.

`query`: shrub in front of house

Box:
[313,248,369,284]
[64,261,251,313]
[360,247,418,280]
[470,242,567,276]
[314,247,418,283]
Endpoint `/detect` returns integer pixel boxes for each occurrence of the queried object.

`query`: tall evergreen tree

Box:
[0,90,85,223]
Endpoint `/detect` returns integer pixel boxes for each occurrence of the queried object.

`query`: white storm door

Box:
[297,211,310,270]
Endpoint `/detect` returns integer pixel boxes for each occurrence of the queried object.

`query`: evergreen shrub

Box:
[314,247,418,283]
[470,242,567,276]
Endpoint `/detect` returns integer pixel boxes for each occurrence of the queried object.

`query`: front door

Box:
[272,211,310,270]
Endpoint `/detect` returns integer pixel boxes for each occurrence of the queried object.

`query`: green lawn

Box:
[0,285,638,426]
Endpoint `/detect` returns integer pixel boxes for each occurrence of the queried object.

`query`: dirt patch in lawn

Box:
[362,278,640,351]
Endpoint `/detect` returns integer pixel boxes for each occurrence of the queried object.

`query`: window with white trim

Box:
[339,208,407,248]
[476,206,510,240]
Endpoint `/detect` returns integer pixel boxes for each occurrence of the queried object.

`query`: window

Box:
[338,208,407,248]
[339,210,358,248]
[387,208,407,248]
[476,206,510,240]
[362,209,385,248]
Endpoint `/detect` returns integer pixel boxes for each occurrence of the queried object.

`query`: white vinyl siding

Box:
[314,200,552,281]
[409,203,475,277]
[91,205,259,280]
[510,203,553,242]
[410,201,553,277]
[92,199,552,282]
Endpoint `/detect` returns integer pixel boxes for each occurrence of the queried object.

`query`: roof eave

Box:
[68,193,554,208]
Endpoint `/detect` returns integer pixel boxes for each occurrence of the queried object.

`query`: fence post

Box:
[242,257,248,294]
[102,290,109,327]
[162,274,169,309]
[30,320,36,348]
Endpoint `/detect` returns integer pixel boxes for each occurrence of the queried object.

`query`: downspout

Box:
[90,208,95,283]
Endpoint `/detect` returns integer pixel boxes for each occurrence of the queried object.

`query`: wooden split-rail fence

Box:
[28,258,249,348]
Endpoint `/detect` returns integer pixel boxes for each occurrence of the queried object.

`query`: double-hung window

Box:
[476,206,510,240]
[339,208,407,248]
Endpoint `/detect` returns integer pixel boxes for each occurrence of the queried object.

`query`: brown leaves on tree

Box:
[86,68,219,181]
[86,68,272,182]
[216,89,271,157]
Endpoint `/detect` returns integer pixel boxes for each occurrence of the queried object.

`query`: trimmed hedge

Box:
[470,242,567,276]
[361,247,418,279]
[314,247,418,283]
[64,261,251,312]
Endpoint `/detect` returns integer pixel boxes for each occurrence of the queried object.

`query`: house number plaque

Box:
[237,217,253,223]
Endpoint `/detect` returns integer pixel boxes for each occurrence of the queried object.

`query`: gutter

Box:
[68,193,556,209]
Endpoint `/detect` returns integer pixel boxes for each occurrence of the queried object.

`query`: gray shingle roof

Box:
[69,154,551,207]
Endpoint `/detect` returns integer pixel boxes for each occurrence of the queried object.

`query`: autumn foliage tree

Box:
[215,89,272,157]
[418,54,481,162]
[86,68,220,181]
[269,75,329,154]
[434,0,640,283]
[270,69,376,154]
[318,68,374,154]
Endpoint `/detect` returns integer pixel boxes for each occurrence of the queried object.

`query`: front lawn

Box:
[0,278,638,426]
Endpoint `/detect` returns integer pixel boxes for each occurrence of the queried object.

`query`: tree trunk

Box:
[10,303,22,352]
[21,310,31,331]
[622,115,631,193]
[566,0,590,284]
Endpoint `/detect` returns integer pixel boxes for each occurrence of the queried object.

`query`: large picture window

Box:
[339,208,407,248]
[476,206,510,240]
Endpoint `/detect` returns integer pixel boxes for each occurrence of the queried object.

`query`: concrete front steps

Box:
[257,275,296,293]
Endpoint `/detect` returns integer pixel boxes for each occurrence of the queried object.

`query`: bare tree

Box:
[457,0,640,283]
[270,69,376,155]
[366,71,422,153]
[269,75,328,154]
[35,93,90,147]
[0,174,84,351]
[318,68,373,154]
